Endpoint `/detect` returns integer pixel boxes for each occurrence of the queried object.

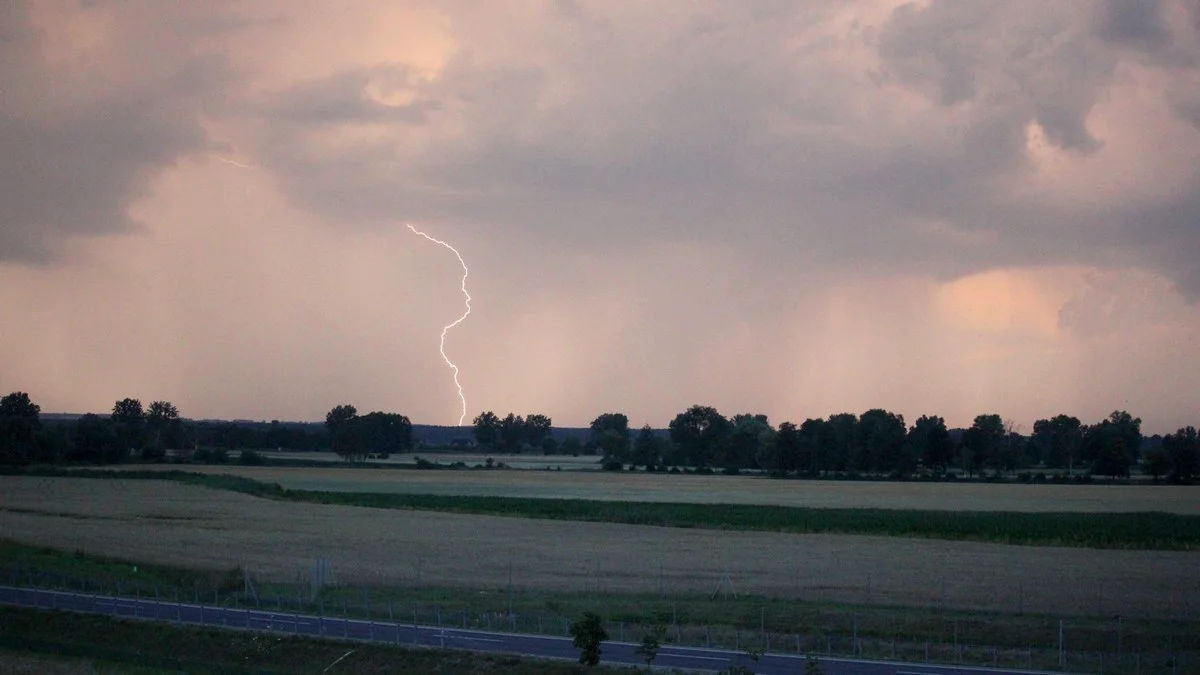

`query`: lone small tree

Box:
[635,622,666,665]
[569,611,608,666]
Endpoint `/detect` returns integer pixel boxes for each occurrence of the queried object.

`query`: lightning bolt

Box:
[408,224,472,426]
[217,156,252,169]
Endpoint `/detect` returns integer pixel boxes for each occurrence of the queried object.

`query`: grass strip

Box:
[0,606,642,674]
[6,467,1200,550]
[2,541,1197,673]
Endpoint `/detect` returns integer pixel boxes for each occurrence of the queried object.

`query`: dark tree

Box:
[1163,426,1199,482]
[630,425,664,470]
[962,414,1004,476]
[0,392,41,465]
[72,414,126,464]
[111,398,147,456]
[1081,411,1142,467]
[569,611,609,666]
[725,413,772,473]
[1032,415,1083,471]
[1142,447,1171,481]
[907,415,954,474]
[590,413,631,466]
[1092,437,1132,478]
[857,409,907,474]
[358,411,414,456]
[668,405,730,469]
[500,413,526,453]
[826,413,859,473]
[523,414,553,448]
[111,398,146,425]
[0,392,40,419]
[144,400,181,461]
[635,623,666,665]
[325,404,363,462]
[761,421,801,476]
[472,411,501,449]
[797,418,833,475]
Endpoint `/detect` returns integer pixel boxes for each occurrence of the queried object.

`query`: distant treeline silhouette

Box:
[1,392,1196,482]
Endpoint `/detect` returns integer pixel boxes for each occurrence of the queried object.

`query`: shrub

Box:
[239,449,264,465]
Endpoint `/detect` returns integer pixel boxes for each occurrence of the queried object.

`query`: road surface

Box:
[0,585,1061,675]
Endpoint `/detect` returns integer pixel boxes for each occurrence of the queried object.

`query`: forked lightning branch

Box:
[408,224,472,426]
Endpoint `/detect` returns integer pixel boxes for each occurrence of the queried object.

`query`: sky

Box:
[1,0,1198,433]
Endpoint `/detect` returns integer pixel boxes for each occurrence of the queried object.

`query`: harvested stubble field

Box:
[111,464,1200,513]
[1,476,1197,619]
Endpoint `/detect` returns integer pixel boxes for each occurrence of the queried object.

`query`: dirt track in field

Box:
[108,463,1200,513]
[2,477,1197,619]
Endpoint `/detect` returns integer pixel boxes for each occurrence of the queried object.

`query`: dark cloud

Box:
[1096,0,1171,51]
[5,1,1199,305]
[0,2,230,263]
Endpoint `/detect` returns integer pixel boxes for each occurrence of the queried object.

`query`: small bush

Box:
[239,449,264,465]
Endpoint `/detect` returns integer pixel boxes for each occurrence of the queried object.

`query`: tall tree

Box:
[144,400,181,460]
[1163,426,1199,482]
[358,411,414,456]
[472,411,501,449]
[500,413,526,453]
[962,414,1004,476]
[1080,411,1141,477]
[523,414,553,448]
[826,413,859,473]
[72,414,126,464]
[667,405,730,470]
[590,413,631,466]
[111,398,147,456]
[857,409,907,474]
[325,404,363,462]
[906,415,954,474]
[1032,415,1083,471]
[0,392,41,465]
[797,418,834,475]
[761,421,801,477]
[630,425,664,470]
[726,413,773,473]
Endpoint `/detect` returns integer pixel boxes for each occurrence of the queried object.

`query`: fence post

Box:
[1059,619,1065,670]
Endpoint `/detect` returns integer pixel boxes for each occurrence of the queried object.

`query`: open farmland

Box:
[2,476,1198,620]
[108,463,1200,513]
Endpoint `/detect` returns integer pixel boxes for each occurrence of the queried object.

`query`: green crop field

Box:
[101,463,1200,513]
[2,476,1198,619]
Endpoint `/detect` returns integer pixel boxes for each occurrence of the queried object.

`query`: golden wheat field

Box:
[2,477,1197,619]
[109,463,1200,513]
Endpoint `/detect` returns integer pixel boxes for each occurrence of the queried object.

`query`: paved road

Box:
[0,585,1059,675]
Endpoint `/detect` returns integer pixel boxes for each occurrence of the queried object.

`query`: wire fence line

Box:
[3,563,1196,675]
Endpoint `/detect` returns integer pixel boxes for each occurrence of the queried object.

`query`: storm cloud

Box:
[1,0,1197,430]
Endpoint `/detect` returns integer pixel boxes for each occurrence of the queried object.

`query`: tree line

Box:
[0,392,328,465]
[471,405,1198,482]
[4,391,1197,481]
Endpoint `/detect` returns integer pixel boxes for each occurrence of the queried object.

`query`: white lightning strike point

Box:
[408,224,472,426]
